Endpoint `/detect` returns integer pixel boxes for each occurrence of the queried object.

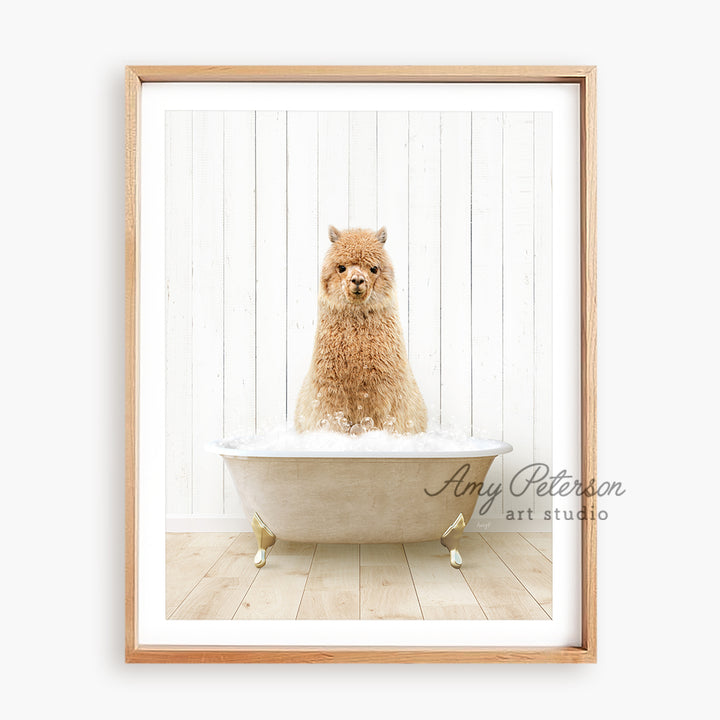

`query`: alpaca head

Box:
[319,226,396,311]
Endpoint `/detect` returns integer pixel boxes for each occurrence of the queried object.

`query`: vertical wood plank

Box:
[286,112,319,425]
[440,112,472,433]
[348,111,377,228]
[377,112,410,348]
[533,112,553,522]
[502,112,535,515]
[318,111,349,265]
[255,111,287,430]
[408,112,441,426]
[471,112,504,519]
[165,111,193,515]
[191,111,224,514]
[223,111,256,514]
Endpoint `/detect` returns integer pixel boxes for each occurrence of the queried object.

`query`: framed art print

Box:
[125,66,597,663]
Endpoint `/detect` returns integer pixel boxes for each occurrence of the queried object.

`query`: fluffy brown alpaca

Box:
[295,226,427,434]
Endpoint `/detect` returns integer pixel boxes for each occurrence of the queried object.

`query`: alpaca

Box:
[294,226,427,434]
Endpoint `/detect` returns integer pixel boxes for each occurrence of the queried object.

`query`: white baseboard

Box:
[166,514,551,534]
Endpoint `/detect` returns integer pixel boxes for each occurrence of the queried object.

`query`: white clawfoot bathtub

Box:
[207,437,512,568]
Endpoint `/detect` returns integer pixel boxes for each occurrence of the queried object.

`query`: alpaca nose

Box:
[351,276,365,286]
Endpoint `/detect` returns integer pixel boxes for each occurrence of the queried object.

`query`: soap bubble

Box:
[217,423,504,455]
[382,416,397,432]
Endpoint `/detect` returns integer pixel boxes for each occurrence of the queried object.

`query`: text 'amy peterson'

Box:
[424,462,625,516]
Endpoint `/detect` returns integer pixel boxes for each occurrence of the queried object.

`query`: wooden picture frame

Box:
[125,65,597,663]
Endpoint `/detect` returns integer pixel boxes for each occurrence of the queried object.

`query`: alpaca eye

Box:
[370,266,378,274]
[338,265,346,273]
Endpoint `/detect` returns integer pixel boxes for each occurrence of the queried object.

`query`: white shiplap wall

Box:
[165,110,552,530]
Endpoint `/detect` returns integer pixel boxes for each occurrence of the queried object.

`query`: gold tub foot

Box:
[440,513,467,569]
[251,513,276,568]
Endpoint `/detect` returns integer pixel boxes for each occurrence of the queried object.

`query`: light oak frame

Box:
[125,65,597,663]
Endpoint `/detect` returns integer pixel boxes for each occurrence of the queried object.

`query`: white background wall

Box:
[1,1,718,718]
[164,109,552,528]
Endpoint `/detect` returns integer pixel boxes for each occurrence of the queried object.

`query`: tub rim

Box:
[206,437,513,459]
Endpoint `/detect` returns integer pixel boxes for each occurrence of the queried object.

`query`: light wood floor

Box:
[166,532,552,621]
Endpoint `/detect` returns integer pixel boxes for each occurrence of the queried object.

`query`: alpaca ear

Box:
[376,226,387,244]
[328,225,340,243]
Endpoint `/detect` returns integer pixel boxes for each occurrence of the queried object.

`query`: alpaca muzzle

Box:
[350,274,367,295]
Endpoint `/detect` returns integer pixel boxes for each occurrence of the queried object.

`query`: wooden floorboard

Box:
[165,532,238,617]
[297,544,359,620]
[360,544,423,620]
[171,534,263,619]
[165,532,553,621]
[172,576,252,620]
[233,540,315,620]
[404,541,487,620]
[520,531,553,561]
[460,534,549,620]
[481,532,553,606]
[166,531,194,556]
[205,533,260,576]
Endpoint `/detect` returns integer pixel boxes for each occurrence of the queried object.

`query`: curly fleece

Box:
[294,226,427,434]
